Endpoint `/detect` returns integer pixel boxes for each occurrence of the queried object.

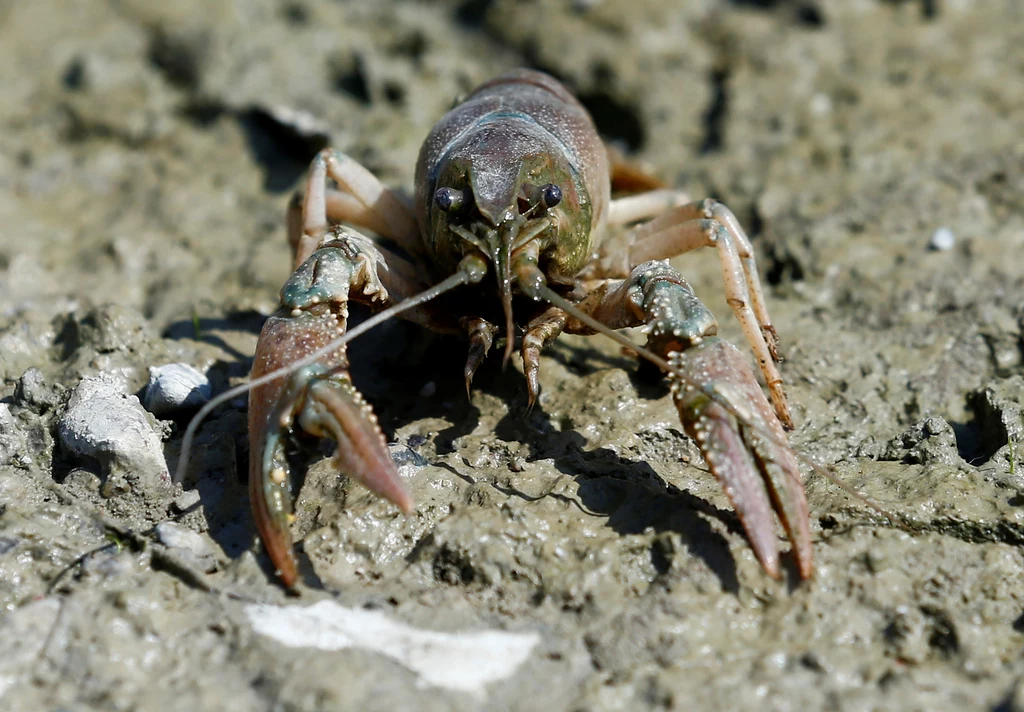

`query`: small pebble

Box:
[388,442,429,477]
[144,363,211,417]
[14,367,56,410]
[928,226,956,251]
[809,92,832,116]
[172,489,202,513]
[58,374,170,493]
[155,522,218,573]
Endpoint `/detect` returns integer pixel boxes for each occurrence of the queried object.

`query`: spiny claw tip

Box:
[396,492,415,516]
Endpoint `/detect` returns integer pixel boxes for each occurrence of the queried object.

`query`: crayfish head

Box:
[428,142,577,365]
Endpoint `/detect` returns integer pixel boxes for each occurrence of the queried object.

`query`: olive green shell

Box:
[414,69,610,281]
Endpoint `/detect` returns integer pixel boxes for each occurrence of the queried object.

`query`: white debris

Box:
[155,522,218,572]
[58,374,170,493]
[143,363,211,416]
[172,489,202,513]
[929,226,956,251]
[262,104,332,145]
[809,92,832,116]
[245,600,539,698]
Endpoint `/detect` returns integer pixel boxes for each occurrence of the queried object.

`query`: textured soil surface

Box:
[2,1,1024,710]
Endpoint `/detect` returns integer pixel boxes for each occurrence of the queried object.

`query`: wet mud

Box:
[1,1,1023,710]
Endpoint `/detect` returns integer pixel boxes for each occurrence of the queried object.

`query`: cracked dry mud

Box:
[2,1,1024,710]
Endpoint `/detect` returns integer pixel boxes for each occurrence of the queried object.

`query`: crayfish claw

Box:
[251,364,411,587]
[668,338,812,580]
[298,369,413,514]
[250,416,301,587]
[249,311,412,588]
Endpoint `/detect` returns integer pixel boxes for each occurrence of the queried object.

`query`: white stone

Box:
[58,374,170,493]
[155,522,218,573]
[245,600,540,698]
[928,226,956,251]
[144,363,211,416]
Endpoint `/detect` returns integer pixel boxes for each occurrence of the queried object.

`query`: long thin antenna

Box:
[174,269,476,485]
[535,284,896,521]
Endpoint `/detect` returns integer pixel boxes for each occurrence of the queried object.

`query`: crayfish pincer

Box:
[235,69,811,587]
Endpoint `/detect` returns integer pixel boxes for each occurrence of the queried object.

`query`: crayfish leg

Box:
[608,199,792,429]
[521,306,568,409]
[559,260,812,579]
[461,317,499,397]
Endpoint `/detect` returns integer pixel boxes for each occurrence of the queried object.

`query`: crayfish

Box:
[194,69,812,587]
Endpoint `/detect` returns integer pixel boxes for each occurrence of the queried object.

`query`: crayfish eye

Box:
[540,183,562,209]
[434,187,464,212]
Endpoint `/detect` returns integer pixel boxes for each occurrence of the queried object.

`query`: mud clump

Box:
[883,417,964,467]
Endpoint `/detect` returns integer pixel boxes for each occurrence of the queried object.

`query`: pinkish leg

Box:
[595,189,690,278]
[521,306,568,408]
[557,260,810,579]
[603,198,791,429]
[607,189,690,227]
[289,149,422,269]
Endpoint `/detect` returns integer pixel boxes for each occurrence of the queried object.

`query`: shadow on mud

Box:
[166,300,779,591]
[362,318,748,593]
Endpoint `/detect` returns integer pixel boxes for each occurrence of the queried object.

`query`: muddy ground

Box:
[1,0,1024,710]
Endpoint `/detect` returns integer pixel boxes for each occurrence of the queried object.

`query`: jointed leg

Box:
[562,261,810,578]
[521,306,568,408]
[249,229,419,587]
[607,189,690,227]
[285,147,434,314]
[461,317,499,396]
[285,226,430,323]
[563,263,718,352]
[627,200,775,354]
[459,306,569,409]
[596,188,690,278]
[604,198,791,428]
[290,148,422,269]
